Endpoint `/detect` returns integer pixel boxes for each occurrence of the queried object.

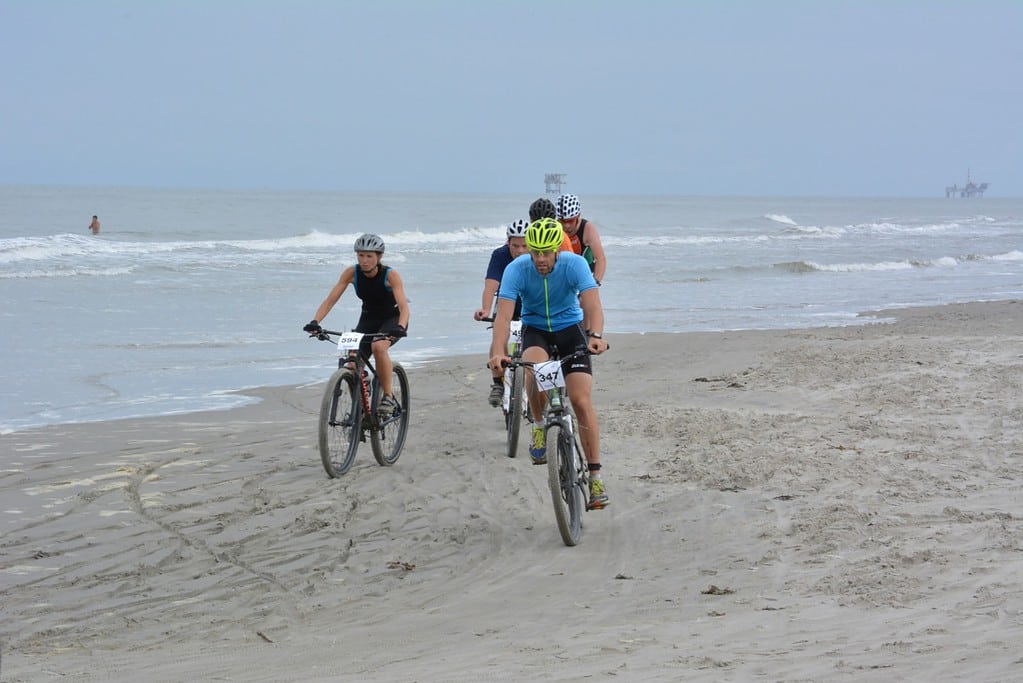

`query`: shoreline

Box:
[2,299,1022,681]
[3,297,1014,437]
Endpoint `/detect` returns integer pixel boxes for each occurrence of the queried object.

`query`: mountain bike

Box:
[505,348,595,546]
[313,328,410,477]
[481,317,529,459]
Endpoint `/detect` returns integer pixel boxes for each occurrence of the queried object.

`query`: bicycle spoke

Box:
[371,363,410,466]
[504,365,523,458]
[318,368,359,477]
[547,421,583,546]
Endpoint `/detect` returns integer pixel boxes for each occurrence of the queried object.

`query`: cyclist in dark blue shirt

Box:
[474,219,529,406]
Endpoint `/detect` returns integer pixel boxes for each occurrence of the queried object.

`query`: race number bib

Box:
[508,320,523,354]
[533,360,565,390]
[336,331,364,354]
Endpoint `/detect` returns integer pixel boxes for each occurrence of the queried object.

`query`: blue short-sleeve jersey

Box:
[497,252,598,332]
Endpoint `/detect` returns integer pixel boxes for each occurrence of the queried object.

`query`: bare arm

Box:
[488,297,516,369]
[386,269,411,329]
[312,266,355,323]
[474,278,500,320]
[578,287,609,354]
[584,221,607,283]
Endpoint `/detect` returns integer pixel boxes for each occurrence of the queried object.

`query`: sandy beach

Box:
[2,300,1022,682]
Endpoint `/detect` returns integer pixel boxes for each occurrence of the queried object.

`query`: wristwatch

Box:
[588,332,603,339]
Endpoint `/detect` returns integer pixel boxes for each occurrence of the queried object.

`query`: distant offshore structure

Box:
[545,172,566,195]
[945,169,988,198]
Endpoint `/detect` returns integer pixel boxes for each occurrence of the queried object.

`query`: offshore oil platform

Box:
[544,172,566,195]
[945,169,988,197]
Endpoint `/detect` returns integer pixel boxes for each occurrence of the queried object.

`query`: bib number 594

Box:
[337,332,364,354]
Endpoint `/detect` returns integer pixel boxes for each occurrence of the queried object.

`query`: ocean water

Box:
[2,185,1021,433]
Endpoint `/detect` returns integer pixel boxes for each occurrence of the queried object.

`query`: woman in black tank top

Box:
[303,234,411,414]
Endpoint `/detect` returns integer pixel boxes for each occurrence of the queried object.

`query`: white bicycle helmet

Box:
[506,219,529,238]
[353,233,385,253]
[556,194,581,220]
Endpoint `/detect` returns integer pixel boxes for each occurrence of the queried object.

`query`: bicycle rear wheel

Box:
[371,362,410,466]
[504,365,524,458]
[318,367,360,477]
[546,420,584,546]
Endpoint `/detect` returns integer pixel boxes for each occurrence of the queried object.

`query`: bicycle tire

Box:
[371,362,410,466]
[318,367,360,477]
[547,420,584,546]
[504,365,524,458]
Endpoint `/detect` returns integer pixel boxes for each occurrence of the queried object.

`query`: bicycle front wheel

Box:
[547,420,584,546]
[504,365,524,458]
[371,362,410,466]
[318,367,360,477]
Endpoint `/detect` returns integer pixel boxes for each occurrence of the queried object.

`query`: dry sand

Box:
[2,300,1022,682]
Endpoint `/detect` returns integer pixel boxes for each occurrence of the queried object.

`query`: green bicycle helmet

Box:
[525,218,564,251]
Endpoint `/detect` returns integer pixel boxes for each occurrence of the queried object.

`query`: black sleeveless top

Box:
[354,266,397,317]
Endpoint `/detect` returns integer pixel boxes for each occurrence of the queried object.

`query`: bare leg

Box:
[372,339,394,396]
[521,346,549,423]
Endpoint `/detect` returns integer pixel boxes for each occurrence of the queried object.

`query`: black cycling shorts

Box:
[355,314,401,352]
[521,322,591,376]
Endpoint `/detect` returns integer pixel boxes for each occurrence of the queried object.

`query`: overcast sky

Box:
[2,1,1020,197]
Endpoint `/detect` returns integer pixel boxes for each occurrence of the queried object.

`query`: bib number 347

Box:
[533,360,564,390]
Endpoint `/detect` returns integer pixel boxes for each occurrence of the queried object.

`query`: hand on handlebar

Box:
[473,309,490,322]
[489,353,510,372]
[303,319,322,336]
[587,337,609,355]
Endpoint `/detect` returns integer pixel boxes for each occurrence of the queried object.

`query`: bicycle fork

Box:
[555,413,588,499]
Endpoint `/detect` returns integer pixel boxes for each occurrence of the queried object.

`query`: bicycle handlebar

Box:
[502,347,603,369]
[482,319,609,351]
[314,329,394,343]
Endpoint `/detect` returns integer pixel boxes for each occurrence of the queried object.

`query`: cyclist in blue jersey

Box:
[488,218,610,510]
[304,234,410,418]
[474,219,530,406]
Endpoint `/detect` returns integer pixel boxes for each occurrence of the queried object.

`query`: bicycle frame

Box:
[502,320,524,409]
[327,329,386,430]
